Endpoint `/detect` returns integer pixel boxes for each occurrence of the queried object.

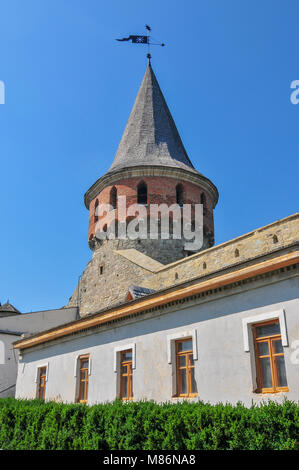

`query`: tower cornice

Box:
[84,165,219,209]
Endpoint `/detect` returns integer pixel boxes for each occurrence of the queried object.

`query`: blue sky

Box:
[0,0,298,313]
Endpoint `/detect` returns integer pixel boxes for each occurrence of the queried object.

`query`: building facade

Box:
[12,61,299,405]
[0,306,78,397]
[14,248,299,406]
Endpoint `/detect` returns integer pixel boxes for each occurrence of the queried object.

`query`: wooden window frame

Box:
[253,320,289,394]
[78,355,90,404]
[120,349,133,401]
[175,338,197,398]
[37,366,47,400]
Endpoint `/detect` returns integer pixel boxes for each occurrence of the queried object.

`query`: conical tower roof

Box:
[107,62,198,175]
[84,61,219,209]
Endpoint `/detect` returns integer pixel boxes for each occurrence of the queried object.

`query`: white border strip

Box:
[114,343,136,372]
[74,354,92,376]
[35,362,49,383]
[242,309,288,352]
[167,330,198,363]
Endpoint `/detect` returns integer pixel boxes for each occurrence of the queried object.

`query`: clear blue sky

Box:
[0,1,298,313]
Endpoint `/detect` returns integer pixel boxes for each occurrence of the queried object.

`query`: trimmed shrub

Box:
[0,398,298,450]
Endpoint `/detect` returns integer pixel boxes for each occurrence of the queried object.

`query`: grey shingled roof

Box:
[127,285,156,300]
[0,302,21,314]
[107,62,199,175]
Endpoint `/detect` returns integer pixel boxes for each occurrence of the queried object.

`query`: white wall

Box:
[15,278,299,406]
[0,307,78,335]
[0,333,20,397]
[0,307,78,397]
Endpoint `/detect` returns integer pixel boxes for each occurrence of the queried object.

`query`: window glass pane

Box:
[122,365,127,374]
[178,340,192,352]
[81,370,87,380]
[260,357,273,388]
[81,381,86,399]
[189,354,194,366]
[275,356,288,387]
[122,351,132,361]
[179,356,186,367]
[273,339,283,354]
[180,369,187,394]
[256,322,280,338]
[190,367,197,394]
[81,360,89,369]
[122,376,128,397]
[258,341,269,356]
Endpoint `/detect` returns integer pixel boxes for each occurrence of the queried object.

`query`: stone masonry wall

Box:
[67,213,299,317]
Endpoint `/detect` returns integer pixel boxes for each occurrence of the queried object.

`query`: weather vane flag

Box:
[116,25,165,59]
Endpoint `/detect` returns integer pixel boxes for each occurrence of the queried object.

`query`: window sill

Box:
[254,388,289,394]
[172,394,198,399]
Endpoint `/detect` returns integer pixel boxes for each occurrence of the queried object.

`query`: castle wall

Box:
[67,213,299,317]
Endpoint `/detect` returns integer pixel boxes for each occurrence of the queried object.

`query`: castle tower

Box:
[68,61,219,315]
[85,61,218,264]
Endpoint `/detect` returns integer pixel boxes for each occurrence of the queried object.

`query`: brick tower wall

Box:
[87,176,215,264]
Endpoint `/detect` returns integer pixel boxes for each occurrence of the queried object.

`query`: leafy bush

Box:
[0,398,298,450]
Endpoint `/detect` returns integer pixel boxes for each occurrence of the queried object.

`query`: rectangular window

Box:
[78,356,89,403]
[253,320,288,393]
[37,367,47,400]
[176,339,197,397]
[120,349,133,400]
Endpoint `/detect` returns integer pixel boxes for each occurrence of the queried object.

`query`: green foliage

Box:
[0,397,298,450]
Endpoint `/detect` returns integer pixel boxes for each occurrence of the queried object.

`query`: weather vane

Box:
[116,25,165,60]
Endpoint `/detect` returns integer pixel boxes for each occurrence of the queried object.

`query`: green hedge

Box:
[0,398,298,450]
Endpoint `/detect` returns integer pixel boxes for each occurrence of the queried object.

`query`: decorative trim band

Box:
[84,165,219,209]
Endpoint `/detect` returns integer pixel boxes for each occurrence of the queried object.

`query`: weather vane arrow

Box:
[116,25,165,60]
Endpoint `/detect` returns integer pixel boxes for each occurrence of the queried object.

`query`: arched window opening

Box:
[273,234,278,244]
[200,193,207,216]
[137,181,147,205]
[176,184,184,207]
[235,248,240,258]
[94,199,99,222]
[110,186,117,210]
